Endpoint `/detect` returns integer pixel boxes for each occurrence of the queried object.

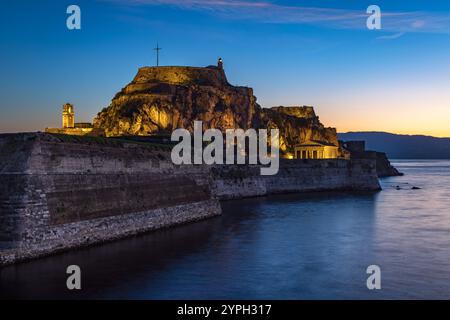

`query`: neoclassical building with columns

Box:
[294,140,339,159]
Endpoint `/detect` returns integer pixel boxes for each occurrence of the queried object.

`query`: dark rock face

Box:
[93,66,338,154]
[348,149,402,177]
[374,152,403,177]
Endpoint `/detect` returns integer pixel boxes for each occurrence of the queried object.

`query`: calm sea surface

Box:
[1,160,450,299]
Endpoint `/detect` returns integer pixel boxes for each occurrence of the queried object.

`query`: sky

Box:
[0,0,449,137]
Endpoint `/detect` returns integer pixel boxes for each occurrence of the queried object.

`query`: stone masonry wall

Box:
[0,133,221,266]
[212,159,381,200]
[0,133,380,266]
[132,66,228,87]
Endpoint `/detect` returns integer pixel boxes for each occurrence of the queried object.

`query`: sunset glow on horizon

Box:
[1,1,449,137]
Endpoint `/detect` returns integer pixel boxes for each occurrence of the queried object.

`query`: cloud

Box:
[377,32,405,40]
[411,20,426,28]
[106,0,450,34]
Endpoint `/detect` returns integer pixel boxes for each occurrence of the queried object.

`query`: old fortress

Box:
[43,58,399,171]
[1,59,400,266]
[45,59,354,160]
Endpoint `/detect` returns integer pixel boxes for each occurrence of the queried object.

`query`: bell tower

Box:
[62,103,75,128]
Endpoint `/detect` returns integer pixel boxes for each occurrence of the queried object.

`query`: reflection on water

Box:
[1,160,450,299]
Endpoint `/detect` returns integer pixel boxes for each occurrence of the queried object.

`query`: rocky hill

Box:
[260,107,338,153]
[93,64,338,154]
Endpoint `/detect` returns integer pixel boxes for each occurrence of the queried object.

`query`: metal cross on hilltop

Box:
[154,43,162,67]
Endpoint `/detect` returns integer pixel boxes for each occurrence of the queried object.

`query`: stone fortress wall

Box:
[211,159,380,200]
[0,133,220,265]
[131,65,229,88]
[270,106,317,121]
[0,133,380,266]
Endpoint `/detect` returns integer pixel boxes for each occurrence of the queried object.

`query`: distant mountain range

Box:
[338,132,450,159]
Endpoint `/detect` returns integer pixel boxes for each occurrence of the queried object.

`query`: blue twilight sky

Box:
[1,0,450,136]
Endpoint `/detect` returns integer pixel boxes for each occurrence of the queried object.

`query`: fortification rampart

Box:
[212,159,380,200]
[270,106,317,120]
[0,133,380,266]
[133,66,229,87]
[0,133,220,265]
